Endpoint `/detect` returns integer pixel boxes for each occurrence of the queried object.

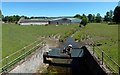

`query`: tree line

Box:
[74,3,120,25]
[0,2,120,24]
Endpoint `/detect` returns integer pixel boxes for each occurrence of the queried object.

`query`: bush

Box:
[80,19,87,26]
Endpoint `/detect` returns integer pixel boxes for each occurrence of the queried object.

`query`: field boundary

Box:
[0,38,46,73]
[82,33,120,74]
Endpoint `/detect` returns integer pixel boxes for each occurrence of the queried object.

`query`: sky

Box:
[1,2,118,17]
[1,0,119,2]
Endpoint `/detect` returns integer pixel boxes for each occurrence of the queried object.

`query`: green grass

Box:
[2,23,119,73]
[0,22,2,68]
[73,23,118,73]
[1,23,79,71]
[2,23,79,58]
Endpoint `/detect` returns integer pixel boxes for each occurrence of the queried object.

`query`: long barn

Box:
[49,18,82,24]
[18,17,82,25]
[18,18,49,25]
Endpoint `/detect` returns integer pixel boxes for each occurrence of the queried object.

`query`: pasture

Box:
[73,23,118,72]
[1,23,119,73]
[2,24,79,58]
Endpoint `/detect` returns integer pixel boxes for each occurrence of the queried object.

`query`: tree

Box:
[74,14,81,19]
[80,19,87,26]
[104,15,108,22]
[3,16,9,23]
[0,10,2,21]
[88,14,93,23]
[2,15,4,21]
[30,16,34,19]
[80,14,88,26]
[104,10,113,22]
[109,10,113,22]
[113,6,120,23]
[0,10,1,17]
[96,13,102,23]
[92,14,96,22]
[16,15,21,21]
[104,11,110,22]
[2,15,21,23]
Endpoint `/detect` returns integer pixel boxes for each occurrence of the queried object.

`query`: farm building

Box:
[18,17,82,25]
[68,18,82,23]
[49,18,82,24]
[49,18,71,24]
[18,17,49,25]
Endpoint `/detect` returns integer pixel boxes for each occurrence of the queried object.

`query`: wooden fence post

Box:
[93,45,95,55]
[102,51,104,65]
[119,66,120,75]
[24,47,26,61]
[6,56,9,71]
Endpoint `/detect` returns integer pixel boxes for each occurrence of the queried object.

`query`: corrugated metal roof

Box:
[19,18,50,23]
[68,18,82,23]
[49,18,63,21]
[30,19,51,21]
[50,18,82,22]
[19,17,82,23]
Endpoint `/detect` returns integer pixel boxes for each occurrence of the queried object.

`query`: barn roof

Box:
[18,17,82,23]
[67,18,82,23]
[19,18,49,23]
[50,18,82,22]
[50,18,66,21]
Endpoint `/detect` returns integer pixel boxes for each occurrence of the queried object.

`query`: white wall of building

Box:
[20,22,48,25]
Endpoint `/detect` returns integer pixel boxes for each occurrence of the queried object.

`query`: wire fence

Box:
[93,46,119,74]
[0,33,62,74]
[82,32,120,74]
[0,38,46,73]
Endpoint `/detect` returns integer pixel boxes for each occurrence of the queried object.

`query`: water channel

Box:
[44,37,93,75]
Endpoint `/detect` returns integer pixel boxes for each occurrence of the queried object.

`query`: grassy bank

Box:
[73,23,118,72]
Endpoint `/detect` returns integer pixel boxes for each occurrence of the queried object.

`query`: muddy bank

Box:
[44,37,60,48]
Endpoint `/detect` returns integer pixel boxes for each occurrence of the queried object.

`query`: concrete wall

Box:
[82,46,107,75]
[9,45,50,73]
[43,46,107,75]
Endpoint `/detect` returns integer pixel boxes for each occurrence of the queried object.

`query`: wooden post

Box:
[119,66,120,75]
[102,51,104,65]
[6,56,9,71]
[24,47,26,61]
[93,45,94,55]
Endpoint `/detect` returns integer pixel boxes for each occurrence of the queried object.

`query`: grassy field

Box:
[1,23,119,73]
[73,23,118,72]
[2,23,79,58]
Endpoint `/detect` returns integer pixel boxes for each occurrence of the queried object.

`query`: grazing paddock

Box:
[73,23,118,73]
[1,23,79,71]
[1,23,119,73]
[2,24,78,58]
